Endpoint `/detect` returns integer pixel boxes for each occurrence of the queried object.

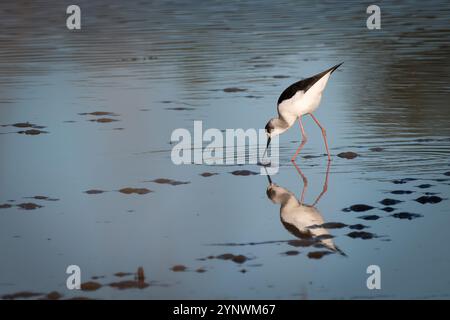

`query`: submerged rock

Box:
[230,170,258,176]
[80,282,102,291]
[223,87,247,93]
[358,215,380,221]
[200,172,218,177]
[390,190,414,195]
[84,189,106,194]
[307,251,332,259]
[415,196,442,204]
[2,291,43,300]
[343,204,374,212]
[18,129,47,135]
[379,198,403,206]
[171,265,187,272]
[118,188,152,195]
[347,231,376,239]
[16,202,42,210]
[391,178,417,184]
[391,212,422,220]
[283,250,300,256]
[337,151,358,159]
[151,178,190,186]
[416,184,433,189]
[349,224,368,230]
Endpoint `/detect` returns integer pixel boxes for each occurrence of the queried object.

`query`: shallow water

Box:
[1,0,450,299]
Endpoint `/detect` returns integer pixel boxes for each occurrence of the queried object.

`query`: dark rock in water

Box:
[136,267,145,282]
[28,196,59,201]
[358,215,380,221]
[283,250,300,256]
[2,291,44,300]
[80,281,102,291]
[12,122,34,128]
[369,147,384,152]
[391,178,417,184]
[310,222,347,229]
[85,189,105,194]
[215,253,248,264]
[171,265,187,272]
[392,212,422,220]
[347,231,376,239]
[0,203,12,209]
[349,224,368,230]
[119,188,152,195]
[230,170,258,176]
[337,151,358,159]
[114,272,133,277]
[109,280,149,290]
[273,75,290,79]
[200,172,218,177]
[151,178,190,186]
[232,255,248,264]
[302,155,320,159]
[390,190,414,195]
[343,204,374,212]
[307,251,332,259]
[89,118,118,123]
[381,207,396,212]
[79,111,117,116]
[196,268,206,273]
[216,253,234,260]
[444,172,450,176]
[17,202,42,210]
[18,129,47,135]
[223,87,247,93]
[379,198,403,206]
[416,184,433,189]
[165,107,195,111]
[45,291,62,300]
[415,196,442,204]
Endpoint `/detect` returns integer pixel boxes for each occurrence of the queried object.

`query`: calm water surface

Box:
[0,0,450,299]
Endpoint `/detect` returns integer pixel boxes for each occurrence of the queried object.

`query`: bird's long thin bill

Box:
[267,173,272,185]
[262,137,271,158]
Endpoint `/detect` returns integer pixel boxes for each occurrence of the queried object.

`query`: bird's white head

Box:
[265,118,289,140]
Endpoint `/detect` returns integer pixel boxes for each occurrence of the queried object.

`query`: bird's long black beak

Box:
[267,174,272,185]
[262,137,271,158]
[263,166,273,185]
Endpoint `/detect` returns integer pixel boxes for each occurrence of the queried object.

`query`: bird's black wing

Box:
[277,63,342,105]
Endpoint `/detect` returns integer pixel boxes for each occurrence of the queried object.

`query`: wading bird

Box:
[264,63,342,161]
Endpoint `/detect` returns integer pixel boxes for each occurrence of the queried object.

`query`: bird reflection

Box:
[266,161,345,255]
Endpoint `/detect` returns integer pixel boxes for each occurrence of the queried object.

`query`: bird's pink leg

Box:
[291,117,307,162]
[309,113,331,161]
[292,160,308,205]
[312,160,331,206]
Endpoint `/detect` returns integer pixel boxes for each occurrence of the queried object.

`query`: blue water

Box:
[0,0,449,299]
